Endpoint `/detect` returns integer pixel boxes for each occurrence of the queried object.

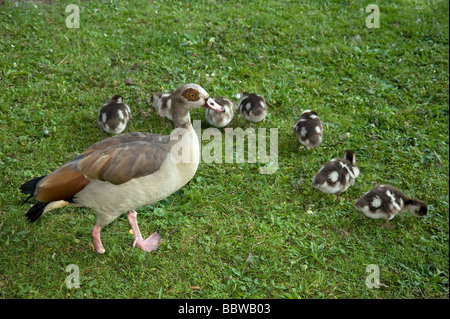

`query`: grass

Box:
[0,0,448,299]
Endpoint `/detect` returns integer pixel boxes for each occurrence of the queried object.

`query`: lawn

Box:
[0,0,448,299]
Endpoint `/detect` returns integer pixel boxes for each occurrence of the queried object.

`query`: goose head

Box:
[407,199,428,218]
[170,83,224,127]
[110,94,123,104]
[343,150,356,165]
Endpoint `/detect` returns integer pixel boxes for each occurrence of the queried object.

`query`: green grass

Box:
[0,0,448,299]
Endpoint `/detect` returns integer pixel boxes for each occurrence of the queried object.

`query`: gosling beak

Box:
[203,96,225,113]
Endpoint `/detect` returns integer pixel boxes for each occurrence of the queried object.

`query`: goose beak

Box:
[204,96,225,113]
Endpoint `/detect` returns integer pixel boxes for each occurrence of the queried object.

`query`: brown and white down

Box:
[237,92,267,123]
[293,110,323,150]
[97,95,132,135]
[152,91,174,121]
[20,84,225,254]
[205,96,234,128]
[354,185,427,227]
[312,150,360,195]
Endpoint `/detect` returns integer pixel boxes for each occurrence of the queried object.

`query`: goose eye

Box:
[183,89,200,101]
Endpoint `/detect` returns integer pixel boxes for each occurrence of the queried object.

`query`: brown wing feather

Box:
[75,141,168,185]
[35,164,90,203]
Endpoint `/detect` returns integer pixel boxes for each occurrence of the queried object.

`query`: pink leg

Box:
[91,225,106,254]
[127,210,160,252]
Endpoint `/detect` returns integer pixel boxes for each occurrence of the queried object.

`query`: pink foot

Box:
[133,231,161,252]
[127,210,161,252]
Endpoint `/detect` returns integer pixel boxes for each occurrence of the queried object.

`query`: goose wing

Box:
[34,140,169,203]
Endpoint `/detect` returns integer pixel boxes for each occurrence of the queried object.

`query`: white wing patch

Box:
[329,171,339,183]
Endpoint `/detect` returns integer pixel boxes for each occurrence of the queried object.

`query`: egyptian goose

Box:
[205,96,234,128]
[312,150,360,195]
[20,84,224,254]
[151,91,173,121]
[97,95,132,135]
[237,92,267,123]
[293,110,323,150]
[354,185,427,228]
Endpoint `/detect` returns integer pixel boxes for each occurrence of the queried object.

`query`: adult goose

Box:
[20,84,224,254]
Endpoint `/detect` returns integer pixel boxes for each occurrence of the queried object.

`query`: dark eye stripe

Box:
[182,88,200,101]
